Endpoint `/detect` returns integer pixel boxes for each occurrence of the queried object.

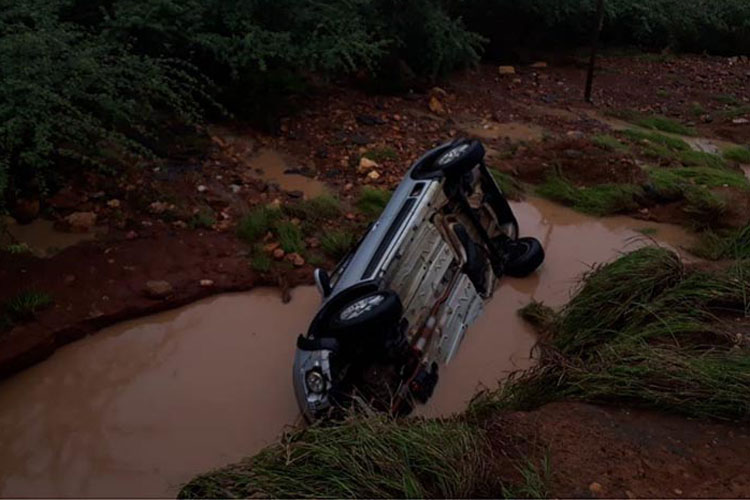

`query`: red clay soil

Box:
[489,402,750,499]
[0,230,311,379]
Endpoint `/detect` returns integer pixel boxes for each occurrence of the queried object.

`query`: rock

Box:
[199,279,214,287]
[530,61,548,68]
[367,170,381,180]
[625,490,636,499]
[264,242,281,253]
[674,489,683,495]
[287,252,305,267]
[305,236,321,249]
[428,96,446,115]
[349,133,371,146]
[359,157,379,171]
[149,201,170,214]
[564,149,583,158]
[732,118,749,125]
[144,280,173,299]
[10,199,41,224]
[431,86,448,97]
[64,275,76,285]
[172,220,188,229]
[125,230,138,240]
[566,130,585,139]
[107,199,121,208]
[287,190,304,199]
[589,482,603,494]
[344,183,354,191]
[65,211,97,232]
[345,212,356,220]
[197,184,208,193]
[356,114,386,126]
[273,248,285,260]
[229,184,242,194]
[48,187,80,210]
[498,65,516,75]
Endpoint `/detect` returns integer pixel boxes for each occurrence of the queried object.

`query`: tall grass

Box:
[179,415,494,499]
[692,226,750,260]
[536,174,643,216]
[237,206,281,244]
[356,187,392,218]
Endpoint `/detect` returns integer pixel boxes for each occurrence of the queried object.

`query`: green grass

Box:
[536,174,643,216]
[249,245,272,272]
[363,147,399,162]
[473,247,750,421]
[502,455,552,499]
[633,115,697,136]
[692,226,750,260]
[677,150,727,169]
[274,221,304,253]
[188,208,216,229]
[647,166,750,196]
[621,129,690,151]
[4,243,31,254]
[720,105,750,119]
[356,187,392,218]
[723,147,750,164]
[490,169,525,200]
[320,229,356,260]
[690,103,707,117]
[635,227,658,236]
[237,206,282,244]
[592,134,627,152]
[178,415,494,499]
[713,94,741,106]
[283,195,342,223]
[5,291,53,321]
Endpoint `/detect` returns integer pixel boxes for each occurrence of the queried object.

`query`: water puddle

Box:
[0,287,319,498]
[461,120,545,142]
[247,149,327,199]
[2,217,99,257]
[0,198,696,497]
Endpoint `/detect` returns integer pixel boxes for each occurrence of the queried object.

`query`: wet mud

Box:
[3,217,101,258]
[0,198,696,497]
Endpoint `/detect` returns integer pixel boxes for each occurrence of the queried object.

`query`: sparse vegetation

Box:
[4,290,53,321]
[592,134,627,152]
[283,195,342,223]
[536,174,643,216]
[249,245,272,273]
[490,169,525,200]
[724,147,750,164]
[321,230,356,260]
[621,129,690,151]
[363,147,399,162]
[356,187,392,218]
[179,414,495,499]
[692,226,750,260]
[237,206,282,244]
[4,243,31,254]
[677,150,727,169]
[188,208,216,229]
[275,221,304,254]
[634,115,697,136]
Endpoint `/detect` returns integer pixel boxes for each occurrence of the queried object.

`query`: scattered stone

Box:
[287,252,305,267]
[530,61,548,68]
[344,183,354,192]
[65,211,97,232]
[356,114,386,126]
[273,248,285,260]
[229,184,242,194]
[107,199,121,208]
[349,133,371,146]
[431,86,448,97]
[345,212,356,221]
[197,184,208,193]
[144,280,173,299]
[367,170,381,180]
[732,118,749,125]
[674,489,683,495]
[305,236,321,249]
[566,130,585,139]
[498,65,516,75]
[287,190,304,199]
[64,275,76,285]
[48,187,80,210]
[149,201,170,214]
[589,482,603,494]
[359,157,379,171]
[125,230,138,240]
[199,279,214,287]
[172,220,188,229]
[264,242,281,253]
[625,490,636,499]
[428,96,446,115]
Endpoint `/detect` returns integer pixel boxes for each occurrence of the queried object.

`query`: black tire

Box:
[504,237,544,278]
[431,139,485,177]
[328,290,403,336]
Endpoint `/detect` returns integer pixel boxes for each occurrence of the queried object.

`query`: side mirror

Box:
[314,268,332,298]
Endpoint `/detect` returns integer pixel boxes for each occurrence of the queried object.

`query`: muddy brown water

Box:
[0,198,694,497]
[247,149,327,199]
[3,217,101,257]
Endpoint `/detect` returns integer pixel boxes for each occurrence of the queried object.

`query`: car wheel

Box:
[504,237,545,277]
[431,139,485,177]
[328,290,403,336]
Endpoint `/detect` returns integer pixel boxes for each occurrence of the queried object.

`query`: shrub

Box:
[321,230,356,260]
[5,290,53,321]
[237,206,281,244]
[274,220,304,253]
[356,187,392,217]
[724,147,750,164]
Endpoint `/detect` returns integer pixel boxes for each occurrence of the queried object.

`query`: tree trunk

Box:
[584,0,606,103]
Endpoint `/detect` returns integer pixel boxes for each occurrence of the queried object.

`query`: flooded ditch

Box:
[0,198,695,497]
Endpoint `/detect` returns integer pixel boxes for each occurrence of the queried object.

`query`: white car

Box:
[293,139,544,420]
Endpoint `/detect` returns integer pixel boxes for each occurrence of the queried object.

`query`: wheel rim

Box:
[340,294,385,321]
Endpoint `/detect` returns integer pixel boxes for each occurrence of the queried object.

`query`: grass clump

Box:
[621,129,690,151]
[536,174,643,216]
[356,187,392,218]
[592,134,627,151]
[283,195,342,223]
[475,247,750,421]
[714,94,740,106]
[692,226,750,260]
[490,169,524,200]
[321,230,356,260]
[5,290,53,321]
[249,245,272,272]
[178,415,493,499]
[188,208,216,229]
[502,456,552,500]
[634,115,697,136]
[4,243,31,254]
[274,221,304,253]
[648,166,750,196]
[237,206,281,244]
[677,150,727,169]
[363,147,398,162]
[723,147,750,164]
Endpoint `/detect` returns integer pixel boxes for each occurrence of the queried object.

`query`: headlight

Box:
[305,370,326,394]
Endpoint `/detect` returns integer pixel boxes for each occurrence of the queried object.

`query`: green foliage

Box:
[321,229,356,260]
[724,147,750,164]
[363,147,398,162]
[5,290,53,321]
[536,174,643,216]
[356,187,392,217]
[592,134,627,152]
[282,195,342,223]
[648,166,749,195]
[692,226,750,260]
[188,208,216,229]
[249,245,272,272]
[274,220,304,253]
[676,150,727,169]
[178,414,493,499]
[634,115,697,136]
[621,129,690,151]
[237,205,281,244]
[502,455,552,499]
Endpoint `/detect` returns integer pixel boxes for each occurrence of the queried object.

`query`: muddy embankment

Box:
[0,197,695,498]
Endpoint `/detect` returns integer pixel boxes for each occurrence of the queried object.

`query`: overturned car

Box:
[293,139,544,420]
